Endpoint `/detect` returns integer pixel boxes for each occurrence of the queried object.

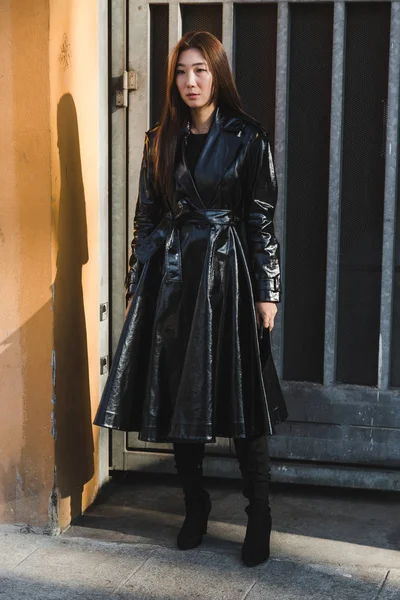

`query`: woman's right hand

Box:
[125,296,134,318]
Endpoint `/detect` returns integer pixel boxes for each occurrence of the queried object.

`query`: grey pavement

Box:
[1,475,399,599]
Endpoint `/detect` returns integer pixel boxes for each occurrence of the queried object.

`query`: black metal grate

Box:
[336,3,390,386]
[234,4,277,147]
[181,4,223,41]
[283,3,334,383]
[391,171,400,387]
[150,4,169,127]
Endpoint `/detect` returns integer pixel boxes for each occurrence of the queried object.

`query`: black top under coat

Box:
[185,132,208,180]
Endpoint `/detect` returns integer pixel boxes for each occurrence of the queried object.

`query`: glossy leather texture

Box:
[94,107,288,441]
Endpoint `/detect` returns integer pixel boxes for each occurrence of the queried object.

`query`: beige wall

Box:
[0,0,104,532]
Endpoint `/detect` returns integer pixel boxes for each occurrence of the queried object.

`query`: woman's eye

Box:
[176,70,184,75]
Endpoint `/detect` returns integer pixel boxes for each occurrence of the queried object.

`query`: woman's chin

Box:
[184,98,205,109]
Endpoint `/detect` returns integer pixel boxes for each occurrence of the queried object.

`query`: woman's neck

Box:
[190,104,216,134]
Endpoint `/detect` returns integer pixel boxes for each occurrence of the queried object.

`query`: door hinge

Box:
[115,70,138,108]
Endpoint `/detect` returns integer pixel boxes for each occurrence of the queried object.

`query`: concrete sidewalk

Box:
[1,475,399,599]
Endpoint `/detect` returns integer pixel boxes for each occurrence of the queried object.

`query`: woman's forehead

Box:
[177,48,207,67]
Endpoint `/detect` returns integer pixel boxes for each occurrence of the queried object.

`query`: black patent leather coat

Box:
[94,107,288,441]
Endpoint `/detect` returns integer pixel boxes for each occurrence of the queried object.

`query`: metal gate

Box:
[109,0,400,490]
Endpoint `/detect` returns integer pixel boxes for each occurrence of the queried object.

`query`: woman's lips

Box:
[187,94,199,98]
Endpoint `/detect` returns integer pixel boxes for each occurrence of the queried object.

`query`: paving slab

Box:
[246,561,389,600]
[379,569,400,599]
[0,573,112,600]
[114,547,257,600]
[270,530,400,569]
[0,536,154,600]
[0,528,45,571]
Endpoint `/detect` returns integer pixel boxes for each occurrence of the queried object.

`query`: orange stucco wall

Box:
[0,0,55,530]
[0,0,103,532]
[49,0,100,532]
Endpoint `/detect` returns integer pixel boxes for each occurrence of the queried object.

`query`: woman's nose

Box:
[186,72,196,87]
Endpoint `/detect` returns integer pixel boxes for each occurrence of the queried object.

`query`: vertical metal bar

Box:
[169,2,182,56]
[323,2,346,387]
[110,0,127,358]
[222,2,234,67]
[98,0,110,485]
[378,2,400,390]
[123,0,150,468]
[110,0,128,470]
[127,1,150,255]
[272,2,289,379]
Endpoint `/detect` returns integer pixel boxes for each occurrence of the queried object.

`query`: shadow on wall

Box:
[54,93,94,523]
[0,94,94,528]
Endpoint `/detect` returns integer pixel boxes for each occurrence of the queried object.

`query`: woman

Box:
[94,30,288,567]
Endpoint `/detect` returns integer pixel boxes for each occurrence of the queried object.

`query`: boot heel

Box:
[241,504,272,567]
[177,490,211,550]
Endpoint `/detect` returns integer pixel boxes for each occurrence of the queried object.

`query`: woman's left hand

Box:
[255,301,278,331]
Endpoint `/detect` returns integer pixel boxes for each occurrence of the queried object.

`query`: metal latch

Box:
[116,70,138,108]
[99,302,108,322]
[100,355,109,375]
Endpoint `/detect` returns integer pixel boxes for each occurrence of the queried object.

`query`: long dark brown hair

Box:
[153,31,245,200]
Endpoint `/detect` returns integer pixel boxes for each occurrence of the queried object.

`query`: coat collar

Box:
[182,106,245,138]
[175,107,245,208]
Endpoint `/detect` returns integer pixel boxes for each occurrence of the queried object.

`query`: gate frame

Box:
[109,0,400,491]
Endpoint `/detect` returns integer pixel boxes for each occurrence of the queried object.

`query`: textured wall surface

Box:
[49,0,100,532]
[0,0,55,530]
[0,0,101,532]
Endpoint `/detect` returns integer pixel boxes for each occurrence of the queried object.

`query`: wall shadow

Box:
[54,93,94,521]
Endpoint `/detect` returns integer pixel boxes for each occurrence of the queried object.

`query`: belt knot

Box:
[134,208,241,284]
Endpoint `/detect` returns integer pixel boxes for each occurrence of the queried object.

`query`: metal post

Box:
[169,2,182,56]
[323,2,346,387]
[378,1,400,390]
[222,2,234,67]
[110,0,128,357]
[273,1,289,379]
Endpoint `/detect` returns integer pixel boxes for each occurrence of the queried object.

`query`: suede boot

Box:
[173,442,212,550]
[234,435,272,567]
[241,501,272,566]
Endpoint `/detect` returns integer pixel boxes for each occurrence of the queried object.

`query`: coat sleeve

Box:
[245,131,282,303]
[125,132,161,301]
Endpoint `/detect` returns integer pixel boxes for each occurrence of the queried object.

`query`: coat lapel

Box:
[175,107,245,208]
[175,149,204,208]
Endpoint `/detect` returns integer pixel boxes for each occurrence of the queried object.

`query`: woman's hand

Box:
[255,301,278,331]
[125,296,134,318]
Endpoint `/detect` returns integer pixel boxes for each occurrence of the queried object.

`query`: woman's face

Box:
[175,48,214,109]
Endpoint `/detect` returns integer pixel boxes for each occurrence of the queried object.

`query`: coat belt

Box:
[134,208,242,284]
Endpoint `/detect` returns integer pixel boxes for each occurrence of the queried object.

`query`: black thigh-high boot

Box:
[173,442,211,550]
[233,435,272,567]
